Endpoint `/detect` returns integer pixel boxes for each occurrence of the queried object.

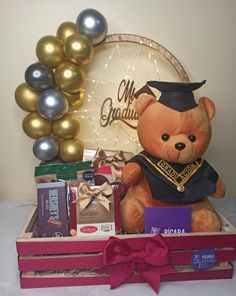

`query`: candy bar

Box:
[37,181,69,237]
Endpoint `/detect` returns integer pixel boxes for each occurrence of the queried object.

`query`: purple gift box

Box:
[37,181,69,237]
[144,206,192,234]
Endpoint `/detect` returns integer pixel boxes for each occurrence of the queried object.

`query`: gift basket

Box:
[15,9,236,293]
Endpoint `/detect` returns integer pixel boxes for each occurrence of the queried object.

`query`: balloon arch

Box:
[15,9,107,163]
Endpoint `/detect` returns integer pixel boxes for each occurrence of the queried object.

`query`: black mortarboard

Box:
[147,80,206,111]
[134,84,156,99]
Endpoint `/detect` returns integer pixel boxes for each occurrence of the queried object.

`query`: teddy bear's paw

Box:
[121,197,144,234]
[209,178,225,198]
[121,163,142,187]
[191,208,221,232]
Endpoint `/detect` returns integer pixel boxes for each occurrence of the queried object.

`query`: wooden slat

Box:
[19,262,234,289]
[16,232,236,256]
[18,248,236,272]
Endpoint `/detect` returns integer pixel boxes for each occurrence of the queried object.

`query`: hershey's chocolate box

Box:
[37,181,69,237]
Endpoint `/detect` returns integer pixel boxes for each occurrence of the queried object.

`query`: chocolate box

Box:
[69,182,121,236]
[16,208,236,290]
[83,149,133,182]
[76,184,120,237]
[37,181,69,237]
[83,149,133,163]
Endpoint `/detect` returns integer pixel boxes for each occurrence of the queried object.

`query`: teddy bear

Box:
[121,80,225,234]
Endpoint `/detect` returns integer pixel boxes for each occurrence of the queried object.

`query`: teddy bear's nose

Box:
[175,142,186,151]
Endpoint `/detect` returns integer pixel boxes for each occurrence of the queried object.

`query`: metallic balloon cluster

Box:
[15,9,108,162]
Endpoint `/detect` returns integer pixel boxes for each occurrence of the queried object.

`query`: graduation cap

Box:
[134,84,156,99]
[147,80,206,112]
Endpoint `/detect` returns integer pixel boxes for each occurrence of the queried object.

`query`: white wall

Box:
[0,0,235,200]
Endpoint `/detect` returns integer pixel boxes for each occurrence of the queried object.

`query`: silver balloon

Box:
[25,63,54,91]
[76,9,107,45]
[33,136,59,161]
[37,89,69,120]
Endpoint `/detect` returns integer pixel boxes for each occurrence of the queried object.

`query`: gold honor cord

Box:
[139,154,203,192]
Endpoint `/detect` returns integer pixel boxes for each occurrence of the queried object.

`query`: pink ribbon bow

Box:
[102,235,175,293]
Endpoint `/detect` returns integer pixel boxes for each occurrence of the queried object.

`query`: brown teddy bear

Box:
[121,80,225,234]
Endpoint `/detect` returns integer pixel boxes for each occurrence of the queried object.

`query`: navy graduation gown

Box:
[128,151,218,203]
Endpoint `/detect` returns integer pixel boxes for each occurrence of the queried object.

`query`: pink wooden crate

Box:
[16,207,236,289]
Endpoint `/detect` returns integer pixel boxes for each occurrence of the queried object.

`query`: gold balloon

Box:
[68,99,85,112]
[15,83,39,112]
[65,33,94,65]
[63,89,85,107]
[52,114,80,140]
[55,61,85,93]
[59,138,84,162]
[22,112,52,139]
[56,22,77,43]
[36,35,65,68]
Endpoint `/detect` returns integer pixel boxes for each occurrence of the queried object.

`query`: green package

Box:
[34,161,92,181]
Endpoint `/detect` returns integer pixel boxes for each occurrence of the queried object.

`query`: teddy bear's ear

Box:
[198,97,215,120]
[135,94,156,116]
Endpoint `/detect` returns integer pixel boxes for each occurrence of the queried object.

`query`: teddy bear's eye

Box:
[161,133,170,141]
[189,135,196,142]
